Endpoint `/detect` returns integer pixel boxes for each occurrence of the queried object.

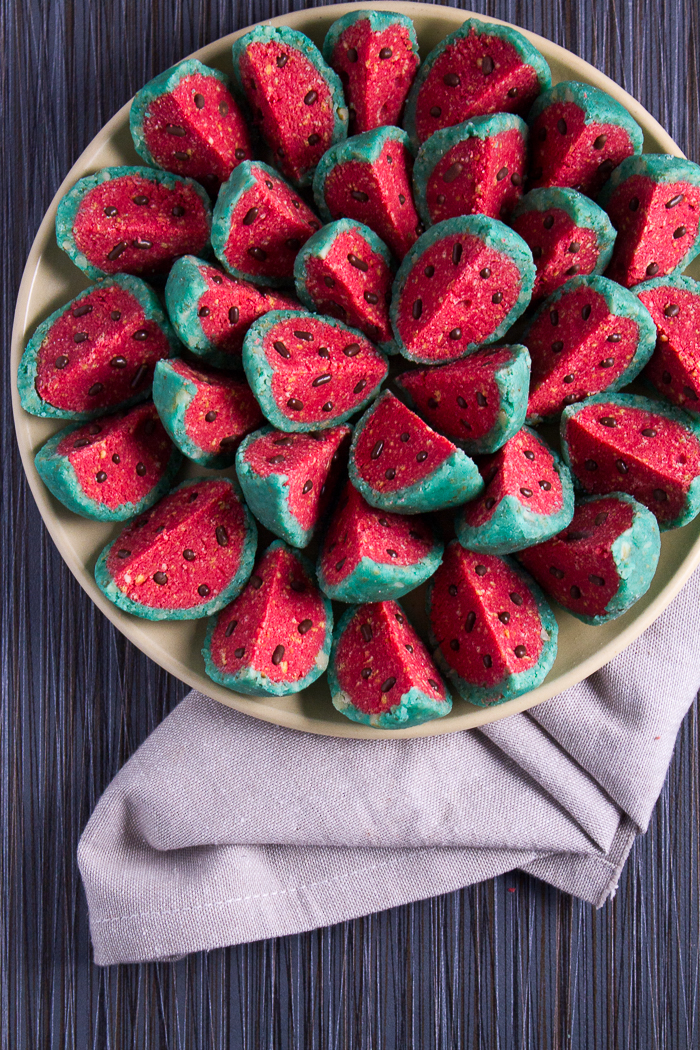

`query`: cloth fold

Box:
[78,568,700,965]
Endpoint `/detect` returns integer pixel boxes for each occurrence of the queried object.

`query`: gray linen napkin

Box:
[78,568,700,965]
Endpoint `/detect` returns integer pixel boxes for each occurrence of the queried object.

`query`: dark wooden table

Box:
[3,1,699,1046]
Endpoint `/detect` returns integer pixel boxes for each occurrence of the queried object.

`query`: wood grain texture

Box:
[1,0,699,1046]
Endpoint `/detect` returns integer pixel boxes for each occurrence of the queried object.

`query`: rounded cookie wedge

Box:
[634,275,700,415]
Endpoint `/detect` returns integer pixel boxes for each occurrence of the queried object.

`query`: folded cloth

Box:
[78,568,700,965]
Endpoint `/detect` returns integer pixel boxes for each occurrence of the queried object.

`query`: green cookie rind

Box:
[55,165,212,280]
[130,59,231,169]
[34,422,182,522]
[527,81,644,151]
[511,186,617,271]
[94,476,258,621]
[403,17,552,152]
[390,215,536,364]
[202,540,333,696]
[17,274,181,420]
[317,537,444,603]
[523,274,657,424]
[560,391,700,530]
[293,218,397,354]
[235,425,316,548]
[328,603,452,729]
[312,126,412,222]
[242,309,388,432]
[412,113,529,227]
[231,26,348,187]
[322,9,419,65]
[426,558,559,707]
[164,255,239,370]
[152,359,237,468]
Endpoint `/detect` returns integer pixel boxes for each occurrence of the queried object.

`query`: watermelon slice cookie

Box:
[395,344,530,455]
[510,187,616,300]
[129,59,251,193]
[390,215,535,364]
[524,275,656,423]
[34,402,181,521]
[634,275,700,415]
[202,540,333,696]
[561,392,700,529]
[412,114,528,226]
[454,426,574,555]
[152,359,263,468]
[403,17,551,150]
[231,25,348,187]
[95,476,257,620]
[317,480,443,602]
[235,424,351,548]
[293,220,395,352]
[427,541,558,707]
[527,81,643,197]
[211,161,320,287]
[349,391,482,513]
[55,166,211,280]
[164,256,299,370]
[242,310,388,432]
[313,127,422,260]
[328,600,451,729]
[598,154,700,287]
[18,275,179,420]
[518,493,660,625]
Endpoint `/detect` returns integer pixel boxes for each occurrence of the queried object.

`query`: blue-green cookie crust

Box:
[402,17,552,152]
[231,26,348,188]
[560,391,700,530]
[455,428,575,555]
[55,165,212,280]
[34,417,182,522]
[293,219,397,354]
[164,255,240,370]
[94,476,258,621]
[633,274,700,409]
[17,274,181,420]
[412,113,529,227]
[523,274,657,423]
[202,540,333,696]
[511,186,617,271]
[427,552,559,707]
[322,10,419,66]
[527,81,644,152]
[327,603,452,729]
[152,359,239,468]
[130,59,232,169]
[317,526,444,603]
[312,126,412,222]
[348,392,483,513]
[390,215,536,365]
[242,309,388,432]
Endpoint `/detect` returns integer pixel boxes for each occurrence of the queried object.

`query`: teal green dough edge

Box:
[634,274,700,410]
[348,392,483,513]
[317,533,444,603]
[55,165,213,280]
[327,602,453,729]
[524,274,657,424]
[511,186,617,271]
[235,425,317,548]
[560,391,700,530]
[312,126,412,222]
[242,309,388,432]
[527,81,644,152]
[293,218,398,354]
[165,255,240,370]
[412,114,529,227]
[390,214,536,365]
[403,17,552,151]
[35,422,182,522]
[426,555,559,707]
[455,432,575,555]
[17,274,182,420]
[152,359,238,468]
[130,59,231,169]
[231,25,348,188]
[202,539,333,696]
[322,9,419,66]
[94,476,258,621]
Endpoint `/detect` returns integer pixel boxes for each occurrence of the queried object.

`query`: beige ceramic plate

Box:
[12,2,700,737]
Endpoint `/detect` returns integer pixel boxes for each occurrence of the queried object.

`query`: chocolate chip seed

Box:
[482,55,494,74]
[381,676,397,692]
[581,304,592,320]
[248,247,267,261]
[153,572,167,585]
[492,292,503,304]
[343,343,361,357]
[483,655,492,669]
[351,190,369,202]
[354,379,367,394]
[443,73,460,87]
[539,480,552,491]
[72,303,93,317]
[496,166,508,181]
[443,162,463,183]
[557,118,567,134]
[465,611,476,632]
[271,644,285,666]
[543,215,555,230]
[412,299,422,319]
[480,267,491,279]
[107,242,128,261]
[666,194,685,208]
[550,566,565,579]
[585,459,598,471]
[510,592,523,606]
[452,243,463,265]
[166,124,187,136]
[304,90,318,105]
[287,398,303,411]
[302,480,313,494]
[385,468,396,480]
[131,364,148,389]
[475,564,487,576]
[642,428,657,437]
[274,340,291,359]
[117,549,130,559]
[364,291,379,304]
[312,373,332,387]
[449,328,462,340]
[234,648,245,659]
[110,310,122,321]
[348,253,368,271]
[183,549,196,561]
[515,645,527,658]
[55,356,69,369]
[225,620,238,637]
[104,206,118,217]
[674,226,687,239]
[361,623,373,643]
[88,383,103,396]
[135,462,146,477]
[550,310,559,326]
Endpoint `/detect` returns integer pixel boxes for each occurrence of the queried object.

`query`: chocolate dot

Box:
[550,566,565,579]
[557,118,567,135]
[616,459,628,474]
[452,243,462,265]
[364,291,379,305]
[274,340,291,359]
[496,166,508,182]
[132,329,149,341]
[271,644,285,666]
[348,253,368,271]
[354,379,367,394]
[508,87,518,98]
[563,374,575,384]
[581,305,592,321]
[646,262,660,276]
[381,676,397,692]
[642,428,657,437]
[110,310,122,321]
[510,592,523,606]
[514,645,527,658]
[539,480,552,491]
[570,585,582,599]
[248,247,267,261]
[95,471,107,483]
[443,73,460,87]
[666,193,685,208]
[235,148,246,160]
[225,620,238,637]
[482,55,494,74]
[662,371,672,383]
[412,299,422,319]
[351,190,369,202]
[117,549,130,559]
[183,549,196,561]
[585,459,598,471]
[480,267,491,279]
[491,292,503,304]
[483,654,492,669]
[104,205,118,216]
[106,242,127,260]
[443,162,463,184]
[198,306,210,318]
[88,383,103,396]
[550,310,559,326]
[499,612,511,625]
[343,343,361,357]
[135,462,146,477]
[450,638,460,652]
[543,215,555,230]
[321,402,333,412]
[385,468,396,480]
[153,572,167,585]
[400,433,410,442]
[594,134,607,149]
[674,226,687,239]
[304,90,318,105]
[287,398,303,411]
[379,46,393,59]
[476,392,487,407]
[172,205,185,216]
[475,564,487,576]
[511,173,522,186]
[449,328,462,340]
[55,355,69,369]
[234,648,245,659]
[111,453,120,463]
